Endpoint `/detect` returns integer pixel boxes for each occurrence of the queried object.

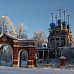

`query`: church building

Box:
[36,9,74,60]
[48,9,73,58]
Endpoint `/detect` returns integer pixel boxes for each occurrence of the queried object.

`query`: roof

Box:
[0,33,36,42]
[58,46,74,49]
[0,33,17,40]
[13,39,36,42]
[36,47,49,50]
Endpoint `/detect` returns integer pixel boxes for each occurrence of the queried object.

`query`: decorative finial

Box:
[67,14,70,25]
[57,8,63,18]
[51,13,54,22]
[55,16,58,26]
[63,10,66,21]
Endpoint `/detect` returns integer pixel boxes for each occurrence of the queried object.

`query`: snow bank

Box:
[0,61,12,66]
[21,61,27,68]
[1,61,6,66]
[0,66,74,74]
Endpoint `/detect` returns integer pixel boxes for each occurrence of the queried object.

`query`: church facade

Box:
[47,9,73,58]
[36,9,74,60]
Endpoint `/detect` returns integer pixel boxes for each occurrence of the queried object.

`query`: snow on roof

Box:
[5,33,17,39]
[36,47,49,50]
[17,38,36,41]
[58,46,74,49]
[0,34,3,37]
[0,33,17,40]
[13,39,36,42]
[0,33,36,42]
[0,44,2,47]
[60,56,66,59]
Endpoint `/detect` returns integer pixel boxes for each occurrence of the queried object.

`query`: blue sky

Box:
[0,0,74,38]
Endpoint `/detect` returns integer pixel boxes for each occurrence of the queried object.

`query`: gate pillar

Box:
[13,47,19,67]
[28,47,36,68]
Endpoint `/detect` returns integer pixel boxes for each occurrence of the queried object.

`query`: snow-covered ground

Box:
[0,66,74,74]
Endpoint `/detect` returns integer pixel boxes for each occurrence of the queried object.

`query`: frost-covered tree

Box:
[15,23,27,39]
[0,16,27,39]
[33,30,47,47]
[0,16,10,33]
[0,16,16,36]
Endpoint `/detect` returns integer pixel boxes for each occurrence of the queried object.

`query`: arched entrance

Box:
[19,50,28,68]
[0,43,13,67]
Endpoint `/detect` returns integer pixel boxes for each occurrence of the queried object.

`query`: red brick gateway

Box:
[0,33,36,68]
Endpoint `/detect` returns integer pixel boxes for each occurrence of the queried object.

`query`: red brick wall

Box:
[0,35,14,49]
[13,46,36,66]
[28,47,35,65]
[0,35,36,67]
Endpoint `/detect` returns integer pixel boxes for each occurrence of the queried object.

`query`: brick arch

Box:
[0,43,12,48]
[18,49,28,67]
[0,43,13,66]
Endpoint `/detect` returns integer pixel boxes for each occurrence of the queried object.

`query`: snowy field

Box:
[0,66,74,74]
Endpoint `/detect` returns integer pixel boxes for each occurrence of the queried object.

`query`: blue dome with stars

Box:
[50,22,55,27]
[62,21,67,26]
[55,26,58,29]
[57,19,63,24]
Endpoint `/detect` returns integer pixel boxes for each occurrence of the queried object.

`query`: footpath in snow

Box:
[0,66,74,74]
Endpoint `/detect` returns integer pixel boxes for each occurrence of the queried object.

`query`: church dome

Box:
[62,21,67,26]
[50,22,55,27]
[55,26,58,29]
[57,19,63,24]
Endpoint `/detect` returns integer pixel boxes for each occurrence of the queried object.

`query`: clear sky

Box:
[0,0,74,38]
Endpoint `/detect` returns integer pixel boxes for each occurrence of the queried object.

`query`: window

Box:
[56,38,59,40]
[61,38,65,40]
